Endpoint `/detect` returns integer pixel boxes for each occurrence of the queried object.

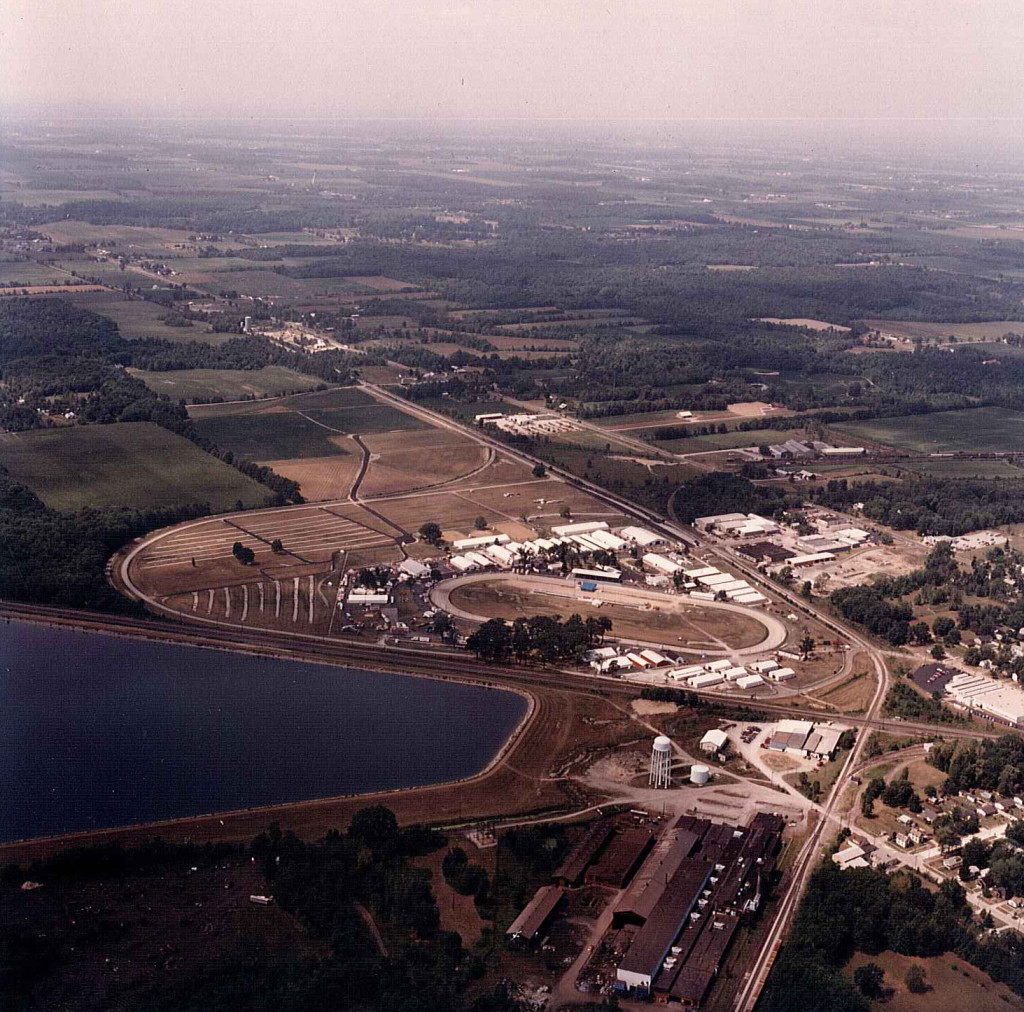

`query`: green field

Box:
[831,407,1024,454]
[191,413,351,460]
[654,427,797,453]
[0,423,270,511]
[280,387,376,410]
[903,458,1024,479]
[302,404,429,435]
[0,261,68,286]
[69,294,232,344]
[188,385,375,419]
[128,367,326,403]
[189,386,427,459]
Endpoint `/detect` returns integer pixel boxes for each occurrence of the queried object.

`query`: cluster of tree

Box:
[862,767,923,820]
[231,540,256,565]
[815,477,1024,538]
[418,521,444,546]
[124,331,370,386]
[830,585,913,645]
[465,613,611,664]
[441,847,490,903]
[883,681,966,725]
[673,472,793,525]
[928,735,1024,796]
[956,827,1024,897]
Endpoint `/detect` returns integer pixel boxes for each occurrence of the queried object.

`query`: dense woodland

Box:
[815,477,1024,537]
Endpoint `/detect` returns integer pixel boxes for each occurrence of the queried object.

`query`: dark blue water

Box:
[0,621,527,843]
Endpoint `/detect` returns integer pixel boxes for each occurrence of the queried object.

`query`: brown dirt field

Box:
[264,447,364,501]
[434,454,542,492]
[379,491,515,534]
[631,699,679,716]
[761,753,801,772]
[818,667,879,713]
[726,401,777,416]
[127,501,399,599]
[448,582,769,651]
[485,334,579,351]
[362,428,477,453]
[360,444,490,497]
[0,685,630,866]
[845,950,1021,1011]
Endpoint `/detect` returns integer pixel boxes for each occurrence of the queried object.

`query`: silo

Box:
[690,764,711,785]
[649,735,673,789]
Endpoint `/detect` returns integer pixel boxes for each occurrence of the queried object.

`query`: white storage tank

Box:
[690,764,711,785]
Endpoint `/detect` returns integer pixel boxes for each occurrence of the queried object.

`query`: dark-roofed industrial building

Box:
[616,858,713,993]
[587,828,656,889]
[505,885,564,947]
[614,819,708,927]
[554,820,615,886]
[616,813,784,1002]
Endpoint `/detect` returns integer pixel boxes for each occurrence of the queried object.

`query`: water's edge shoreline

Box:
[0,602,541,857]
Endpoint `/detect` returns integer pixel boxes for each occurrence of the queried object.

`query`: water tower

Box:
[649,735,673,789]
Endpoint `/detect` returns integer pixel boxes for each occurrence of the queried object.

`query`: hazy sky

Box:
[3,0,1024,124]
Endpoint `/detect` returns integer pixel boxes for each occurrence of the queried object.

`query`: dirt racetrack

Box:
[434,574,787,656]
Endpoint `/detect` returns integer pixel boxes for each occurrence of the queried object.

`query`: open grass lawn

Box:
[863,319,1024,342]
[449,580,769,650]
[278,387,376,410]
[904,458,1024,479]
[40,222,195,246]
[187,386,375,419]
[127,367,326,403]
[189,387,420,459]
[302,403,429,435]
[70,294,230,344]
[845,950,1019,1012]
[0,423,270,511]
[654,427,797,453]
[190,412,352,460]
[831,407,1024,454]
[0,261,68,286]
[818,665,878,714]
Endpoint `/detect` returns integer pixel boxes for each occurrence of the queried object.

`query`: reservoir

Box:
[0,620,527,844]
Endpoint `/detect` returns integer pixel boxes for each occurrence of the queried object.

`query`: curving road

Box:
[430,572,788,658]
